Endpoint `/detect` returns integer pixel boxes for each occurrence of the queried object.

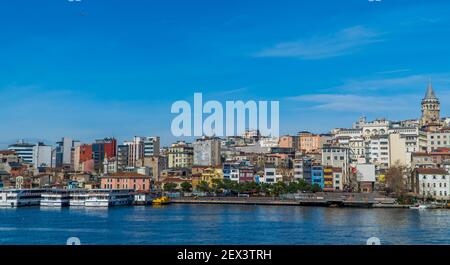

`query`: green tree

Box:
[180,181,192,192]
[260,183,272,195]
[163,182,177,192]
[196,180,210,192]
[311,184,322,193]
[287,182,300,193]
[211,178,223,193]
[272,181,288,196]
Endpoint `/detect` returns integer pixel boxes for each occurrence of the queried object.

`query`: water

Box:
[0,204,449,245]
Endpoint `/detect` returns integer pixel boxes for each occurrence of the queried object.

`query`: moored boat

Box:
[0,189,45,207]
[41,189,70,207]
[69,189,89,207]
[410,204,429,209]
[85,189,134,207]
[152,196,171,205]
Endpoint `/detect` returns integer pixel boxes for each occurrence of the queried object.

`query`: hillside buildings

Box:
[0,82,449,200]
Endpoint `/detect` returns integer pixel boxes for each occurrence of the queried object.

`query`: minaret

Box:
[420,80,440,127]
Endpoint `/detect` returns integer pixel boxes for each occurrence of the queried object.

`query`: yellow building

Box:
[323,166,334,191]
[191,166,223,189]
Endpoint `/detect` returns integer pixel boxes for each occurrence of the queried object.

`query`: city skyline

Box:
[1,0,450,147]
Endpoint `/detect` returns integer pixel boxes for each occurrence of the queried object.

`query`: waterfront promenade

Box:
[172,192,402,208]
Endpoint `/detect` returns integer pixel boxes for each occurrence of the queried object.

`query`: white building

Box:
[259,137,280,148]
[223,162,240,182]
[366,135,390,169]
[355,164,376,192]
[262,164,282,184]
[103,157,118,174]
[426,129,450,152]
[8,141,34,164]
[293,155,312,183]
[32,143,52,168]
[143,136,160,157]
[413,168,450,200]
[353,117,390,137]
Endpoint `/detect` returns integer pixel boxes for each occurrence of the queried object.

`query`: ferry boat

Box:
[0,189,45,207]
[41,189,70,207]
[69,189,89,207]
[85,189,134,207]
[152,196,171,205]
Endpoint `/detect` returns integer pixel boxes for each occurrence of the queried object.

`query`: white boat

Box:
[41,189,70,207]
[85,189,134,207]
[410,204,429,209]
[0,189,45,207]
[69,189,89,207]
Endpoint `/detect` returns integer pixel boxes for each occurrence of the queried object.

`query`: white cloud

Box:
[289,94,414,113]
[254,26,384,60]
[335,73,450,92]
[376,68,412,75]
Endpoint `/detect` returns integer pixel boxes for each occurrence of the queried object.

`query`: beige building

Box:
[388,133,410,167]
[298,132,321,153]
[136,155,167,181]
[278,135,299,149]
[168,142,193,169]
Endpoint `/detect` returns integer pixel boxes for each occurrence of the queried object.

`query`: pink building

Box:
[101,172,151,192]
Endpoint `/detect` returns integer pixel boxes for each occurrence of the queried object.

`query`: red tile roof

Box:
[415,168,449,175]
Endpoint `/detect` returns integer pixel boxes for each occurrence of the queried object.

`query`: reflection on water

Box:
[0,205,449,245]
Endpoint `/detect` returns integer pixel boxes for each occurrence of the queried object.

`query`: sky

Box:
[1,0,450,147]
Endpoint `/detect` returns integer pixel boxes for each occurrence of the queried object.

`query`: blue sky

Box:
[1,0,450,147]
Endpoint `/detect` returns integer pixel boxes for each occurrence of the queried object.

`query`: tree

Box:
[211,178,223,193]
[385,161,408,197]
[196,180,210,192]
[272,181,288,196]
[163,182,178,192]
[311,184,322,193]
[287,182,300,194]
[180,181,192,192]
[259,183,272,195]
